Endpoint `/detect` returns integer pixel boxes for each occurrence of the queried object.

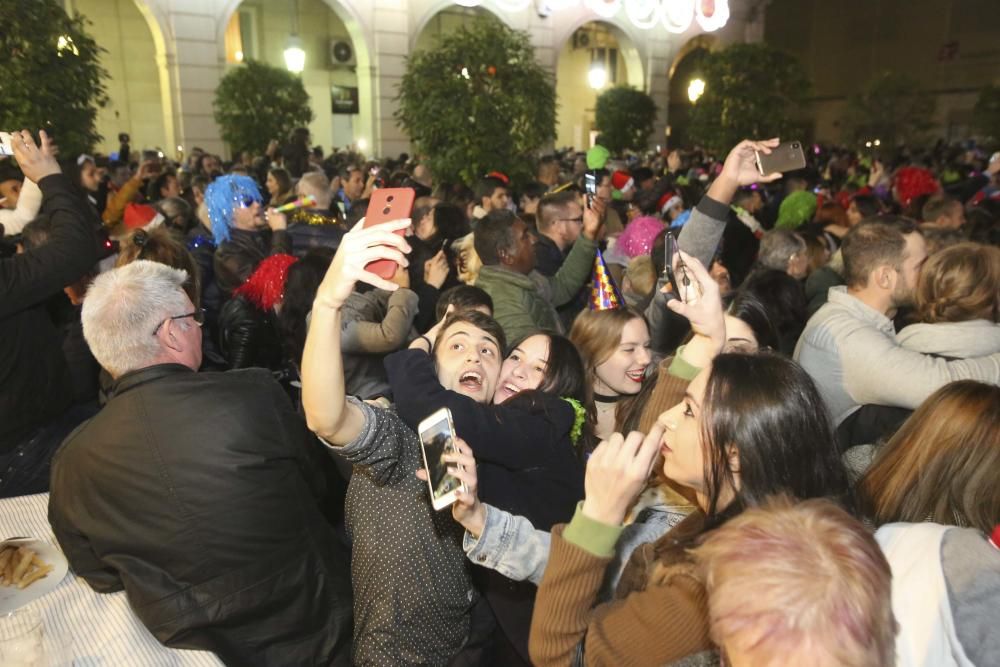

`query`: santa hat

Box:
[589,249,625,311]
[657,191,683,216]
[233,254,298,311]
[611,170,634,194]
[123,203,164,231]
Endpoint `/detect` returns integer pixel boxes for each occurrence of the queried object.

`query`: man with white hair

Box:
[48,260,353,666]
[286,170,346,256]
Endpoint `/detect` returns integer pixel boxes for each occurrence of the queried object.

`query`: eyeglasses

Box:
[560,216,584,225]
[152,309,205,337]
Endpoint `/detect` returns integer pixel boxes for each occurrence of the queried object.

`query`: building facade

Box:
[65,0,768,158]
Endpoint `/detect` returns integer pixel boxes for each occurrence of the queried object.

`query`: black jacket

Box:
[217,296,283,371]
[49,364,353,666]
[384,349,585,665]
[0,174,96,452]
[213,227,291,296]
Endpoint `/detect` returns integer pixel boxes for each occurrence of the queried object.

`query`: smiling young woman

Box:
[569,307,653,441]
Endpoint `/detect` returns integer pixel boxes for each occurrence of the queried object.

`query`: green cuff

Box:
[669,345,701,381]
[562,503,624,558]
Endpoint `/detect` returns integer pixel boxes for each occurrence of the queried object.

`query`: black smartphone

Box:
[584,171,597,209]
[663,233,679,298]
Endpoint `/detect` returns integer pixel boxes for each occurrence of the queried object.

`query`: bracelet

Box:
[417,335,433,351]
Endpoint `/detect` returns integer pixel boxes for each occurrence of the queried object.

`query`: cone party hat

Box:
[589,249,625,311]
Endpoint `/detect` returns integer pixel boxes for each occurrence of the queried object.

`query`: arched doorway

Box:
[412,4,498,53]
[667,36,715,148]
[70,0,167,155]
[219,0,370,153]
[554,21,643,151]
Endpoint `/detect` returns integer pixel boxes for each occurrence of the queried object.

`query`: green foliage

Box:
[841,71,935,150]
[213,60,314,157]
[396,16,556,186]
[0,0,108,158]
[972,85,1000,145]
[595,86,658,153]
[687,43,811,153]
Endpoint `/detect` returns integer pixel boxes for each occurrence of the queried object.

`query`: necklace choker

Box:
[593,392,626,404]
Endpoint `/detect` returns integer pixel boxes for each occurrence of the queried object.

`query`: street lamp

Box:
[588,65,607,90]
[284,36,305,73]
[688,78,705,103]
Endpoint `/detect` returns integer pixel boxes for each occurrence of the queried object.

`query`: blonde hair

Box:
[694,495,895,667]
[453,233,482,285]
[859,380,1000,533]
[623,255,656,298]
[914,242,1000,324]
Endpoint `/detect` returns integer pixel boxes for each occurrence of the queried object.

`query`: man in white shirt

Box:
[794,216,1000,427]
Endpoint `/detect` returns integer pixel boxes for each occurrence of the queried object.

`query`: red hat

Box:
[657,191,683,216]
[611,170,634,193]
[123,203,164,230]
[893,167,939,206]
[485,171,510,185]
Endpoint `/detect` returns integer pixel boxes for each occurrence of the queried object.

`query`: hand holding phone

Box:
[584,171,597,209]
[755,140,806,176]
[0,132,13,157]
[418,408,467,510]
[363,187,416,279]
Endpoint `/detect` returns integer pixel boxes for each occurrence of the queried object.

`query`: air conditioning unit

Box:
[329,39,355,67]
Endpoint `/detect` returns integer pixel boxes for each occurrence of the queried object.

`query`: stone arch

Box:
[411,1,511,53]
[669,33,719,79]
[552,16,645,89]
[214,0,375,154]
[131,0,177,155]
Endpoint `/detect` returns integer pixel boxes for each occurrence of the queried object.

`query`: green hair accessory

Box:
[563,397,586,446]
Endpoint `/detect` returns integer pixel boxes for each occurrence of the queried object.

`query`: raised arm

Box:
[678,138,782,267]
[0,130,97,318]
[546,196,605,306]
[0,176,42,236]
[301,219,411,445]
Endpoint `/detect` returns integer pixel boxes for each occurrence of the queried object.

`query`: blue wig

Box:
[205,174,263,244]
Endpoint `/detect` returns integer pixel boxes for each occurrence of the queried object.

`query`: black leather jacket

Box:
[49,364,353,666]
[213,227,291,296]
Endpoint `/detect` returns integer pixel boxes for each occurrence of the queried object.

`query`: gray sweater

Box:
[340,287,419,399]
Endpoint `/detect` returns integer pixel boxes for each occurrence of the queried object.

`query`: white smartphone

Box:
[417,407,466,511]
[0,132,14,157]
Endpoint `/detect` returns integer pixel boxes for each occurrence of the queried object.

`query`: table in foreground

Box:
[0,493,223,666]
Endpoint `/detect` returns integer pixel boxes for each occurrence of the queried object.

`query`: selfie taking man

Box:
[49,260,353,666]
[302,220,506,665]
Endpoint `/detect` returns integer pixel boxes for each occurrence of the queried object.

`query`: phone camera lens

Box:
[382,206,392,215]
[386,195,395,203]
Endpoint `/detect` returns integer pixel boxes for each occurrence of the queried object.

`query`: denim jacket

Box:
[462,500,690,597]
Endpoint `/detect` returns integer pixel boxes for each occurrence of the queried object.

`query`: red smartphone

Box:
[363,187,416,280]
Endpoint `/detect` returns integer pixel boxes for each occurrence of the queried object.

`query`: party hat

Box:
[589,249,625,311]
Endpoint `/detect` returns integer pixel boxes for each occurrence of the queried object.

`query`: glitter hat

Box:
[205,174,263,244]
[893,167,940,206]
[775,190,818,230]
[618,216,666,259]
[589,249,625,311]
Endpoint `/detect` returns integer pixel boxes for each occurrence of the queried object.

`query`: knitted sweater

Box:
[530,510,711,666]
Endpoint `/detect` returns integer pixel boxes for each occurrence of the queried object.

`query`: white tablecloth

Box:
[0,493,223,666]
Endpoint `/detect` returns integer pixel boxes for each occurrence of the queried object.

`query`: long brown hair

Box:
[858,380,1000,532]
[569,307,648,432]
[914,242,1000,324]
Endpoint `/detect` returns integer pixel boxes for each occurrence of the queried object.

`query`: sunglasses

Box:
[238,196,260,208]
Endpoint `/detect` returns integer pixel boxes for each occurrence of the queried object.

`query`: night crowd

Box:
[1,125,998,666]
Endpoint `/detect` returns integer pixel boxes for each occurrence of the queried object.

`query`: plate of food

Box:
[0,539,68,613]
